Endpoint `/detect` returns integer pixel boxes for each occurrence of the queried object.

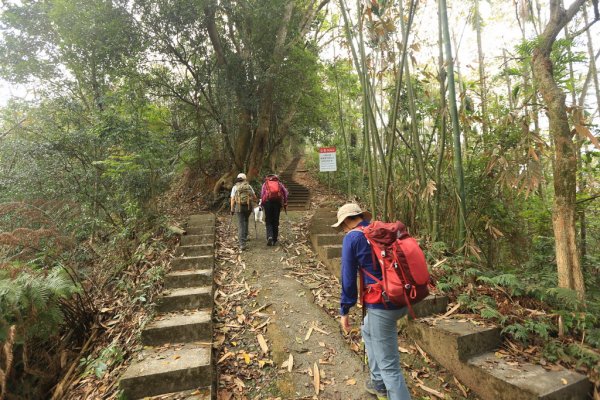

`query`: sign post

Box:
[319,147,337,191]
[319,147,337,172]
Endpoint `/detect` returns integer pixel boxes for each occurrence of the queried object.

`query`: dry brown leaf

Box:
[305,326,314,341]
[453,376,468,397]
[313,362,320,395]
[218,352,234,364]
[417,383,445,399]
[346,378,357,385]
[257,334,269,354]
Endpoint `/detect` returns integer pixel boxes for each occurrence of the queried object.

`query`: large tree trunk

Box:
[247,2,295,180]
[531,0,588,300]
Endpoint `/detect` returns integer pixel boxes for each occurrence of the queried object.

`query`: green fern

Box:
[0,265,79,342]
[502,323,530,343]
[524,319,552,340]
[543,287,581,311]
[480,306,502,320]
[477,273,524,296]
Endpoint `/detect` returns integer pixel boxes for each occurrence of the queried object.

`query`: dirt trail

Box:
[214,211,370,399]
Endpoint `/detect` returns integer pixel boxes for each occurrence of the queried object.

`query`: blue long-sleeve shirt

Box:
[340,220,402,315]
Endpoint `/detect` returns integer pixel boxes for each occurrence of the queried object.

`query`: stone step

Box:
[309,223,336,235]
[321,244,342,259]
[175,244,214,257]
[408,318,501,363]
[188,214,215,226]
[405,318,590,399]
[467,353,591,400]
[180,234,214,246]
[314,233,343,246]
[171,255,213,271]
[142,310,212,346]
[157,287,212,313]
[119,343,212,399]
[411,295,449,318]
[145,388,211,400]
[185,226,216,235]
[165,269,212,289]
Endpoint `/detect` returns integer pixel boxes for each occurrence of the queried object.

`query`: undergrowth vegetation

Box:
[427,243,600,386]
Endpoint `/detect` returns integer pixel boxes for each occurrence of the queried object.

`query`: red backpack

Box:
[355,221,431,317]
[263,176,283,203]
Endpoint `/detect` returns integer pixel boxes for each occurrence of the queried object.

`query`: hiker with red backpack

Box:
[260,174,288,246]
[333,203,431,400]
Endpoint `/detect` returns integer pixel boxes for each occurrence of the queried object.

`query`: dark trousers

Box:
[236,205,252,247]
[263,201,282,241]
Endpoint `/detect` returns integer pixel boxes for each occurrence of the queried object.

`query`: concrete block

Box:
[119,343,212,399]
[411,295,449,318]
[468,353,591,400]
[321,245,342,259]
[180,234,214,246]
[165,270,212,289]
[175,244,214,258]
[309,223,337,235]
[314,234,343,246]
[408,318,501,363]
[171,256,213,271]
[185,226,215,235]
[142,310,212,346]
[188,214,215,226]
[157,287,212,313]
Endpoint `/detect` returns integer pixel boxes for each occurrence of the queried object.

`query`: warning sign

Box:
[319,147,337,172]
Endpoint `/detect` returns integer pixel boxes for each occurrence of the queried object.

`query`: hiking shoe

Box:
[267,237,274,246]
[365,379,387,400]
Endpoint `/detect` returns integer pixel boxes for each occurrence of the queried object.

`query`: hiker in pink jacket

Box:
[260,174,288,246]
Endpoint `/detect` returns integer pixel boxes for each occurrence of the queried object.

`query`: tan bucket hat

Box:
[237,173,247,180]
[331,203,372,229]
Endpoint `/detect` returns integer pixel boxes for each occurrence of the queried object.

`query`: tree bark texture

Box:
[531,0,587,299]
[247,2,295,180]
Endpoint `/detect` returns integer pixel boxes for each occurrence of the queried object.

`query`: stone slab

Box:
[188,214,215,225]
[157,287,213,313]
[142,310,212,346]
[185,226,215,235]
[165,270,213,289]
[175,245,214,258]
[181,234,215,246]
[468,353,591,400]
[119,343,212,399]
[321,245,342,259]
[315,234,343,246]
[411,294,449,318]
[408,318,501,362]
[171,256,213,271]
[145,388,211,400]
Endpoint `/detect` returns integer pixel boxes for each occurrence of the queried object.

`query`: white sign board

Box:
[319,147,337,172]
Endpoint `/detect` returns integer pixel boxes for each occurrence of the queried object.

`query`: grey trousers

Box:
[236,205,252,247]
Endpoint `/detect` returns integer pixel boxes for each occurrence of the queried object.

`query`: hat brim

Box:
[331,210,372,229]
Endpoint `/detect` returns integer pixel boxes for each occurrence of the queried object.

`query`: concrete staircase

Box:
[308,210,592,400]
[119,214,216,400]
[280,157,310,211]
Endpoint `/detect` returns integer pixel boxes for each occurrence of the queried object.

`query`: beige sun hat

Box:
[237,173,247,180]
[331,203,372,229]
